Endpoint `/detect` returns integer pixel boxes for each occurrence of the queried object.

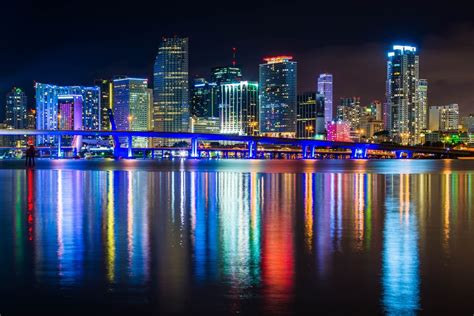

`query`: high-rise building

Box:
[27,109,36,129]
[317,73,333,125]
[94,79,113,130]
[296,93,316,138]
[259,56,297,137]
[113,77,150,147]
[220,81,259,135]
[415,79,428,139]
[190,116,220,134]
[35,83,100,144]
[5,87,27,129]
[386,45,426,144]
[153,37,189,132]
[337,97,363,130]
[190,78,218,117]
[369,100,383,121]
[429,104,459,132]
[296,92,325,138]
[461,114,474,133]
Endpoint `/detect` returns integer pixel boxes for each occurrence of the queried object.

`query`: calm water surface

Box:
[1,159,474,315]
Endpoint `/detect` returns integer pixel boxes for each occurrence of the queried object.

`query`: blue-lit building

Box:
[259,56,297,137]
[386,45,424,144]
[113,77,151,147]
[35,83,100,144]
[153,37,189,132]
[317,73,333,126]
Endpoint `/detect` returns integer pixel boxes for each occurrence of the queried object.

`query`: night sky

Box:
[1,0,473,119]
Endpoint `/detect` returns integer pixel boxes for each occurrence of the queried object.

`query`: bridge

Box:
[0,129,473,159]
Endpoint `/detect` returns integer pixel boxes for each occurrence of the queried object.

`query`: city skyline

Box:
[1,1,474,119]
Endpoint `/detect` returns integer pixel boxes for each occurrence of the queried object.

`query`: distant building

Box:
[429,104,459,132]
[363,120,385,138]
[113,77,150,147]
[337,97,362,130]
[153,37,189,132]
[386,45,426,145]
[35,83,100,144]
[369,100,383,121]
[327,121,352,142]
[317,73,333,125]
[220,81,259,135]
[27,109,36,129]
[259,56,297,137]
[211,66,242,84]
[94,79,113,130]
[461,114,474,133]
[190,116,220,134]
[190,78,218,117]
[5,87,27,129]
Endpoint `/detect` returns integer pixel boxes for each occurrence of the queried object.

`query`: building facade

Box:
[337,97,363,130]
[327,121,352,142]
[259,56,297,137]
[317,73,333,125]
[153,37,189,132]
[113,77,150,147]
[429,104,459,132]
[220,81,259,135]
[5,87,27,129]
[190,78,218,117]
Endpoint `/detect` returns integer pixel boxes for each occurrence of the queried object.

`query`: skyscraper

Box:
[5,87,27,129]
[57,95,83,131]
[35,83,100,144]
[337,97,363,130]
[190,78,218,117]
[94,79,113,130]
[415,79,428,139]
[259,56,297,137]
[113,77,150,147]
[386,45,425,144]
[211,66,242,84]
[296,92,326,138]
[153,37,189,132]
[220,81,259,135]
[317,73,333,125]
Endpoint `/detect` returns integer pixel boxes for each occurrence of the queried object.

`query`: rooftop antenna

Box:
[232,47,237,66]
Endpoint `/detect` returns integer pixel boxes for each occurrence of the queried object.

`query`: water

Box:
[1,159,474,315]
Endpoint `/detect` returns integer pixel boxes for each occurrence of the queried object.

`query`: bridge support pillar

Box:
[191,138,199,158]
[248,140,257,159]
[127,136,133,158]
[395,150,413,159]
[310,145,316,159]
[57,136,62,158]
[351,146,368,159]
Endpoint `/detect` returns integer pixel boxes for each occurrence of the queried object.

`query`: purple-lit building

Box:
[317,73,333,126]
[57,95,83,131]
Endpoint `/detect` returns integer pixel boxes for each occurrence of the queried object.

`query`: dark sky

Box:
[1,0,473,118]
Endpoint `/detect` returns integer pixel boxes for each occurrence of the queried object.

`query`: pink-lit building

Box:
[58,95,83,130]
[327,121,352,142]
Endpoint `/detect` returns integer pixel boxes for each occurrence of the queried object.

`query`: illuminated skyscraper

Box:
[317,73,333,125]
[429,104,459,132]
[94,79,113,130]
[337,97,363,130]
[386,45,425,144]
[211,66,242,84]
[220,81,259,135]
[113,77,150,147]
[5,87,27,129]
[153,37,189,132]
[415,79,428,139]
[35,83,100,144]
[259,56,297,137]
[296,92,325,138]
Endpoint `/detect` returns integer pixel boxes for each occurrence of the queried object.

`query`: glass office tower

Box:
[94,79,113,130]
[153,37,189,132]
[259,56,297,137]
[5,87,27,129]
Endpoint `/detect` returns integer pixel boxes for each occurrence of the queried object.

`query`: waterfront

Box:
[1,159,474,314]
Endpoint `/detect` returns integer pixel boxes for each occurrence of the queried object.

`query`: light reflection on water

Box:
[1,160,474,314]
